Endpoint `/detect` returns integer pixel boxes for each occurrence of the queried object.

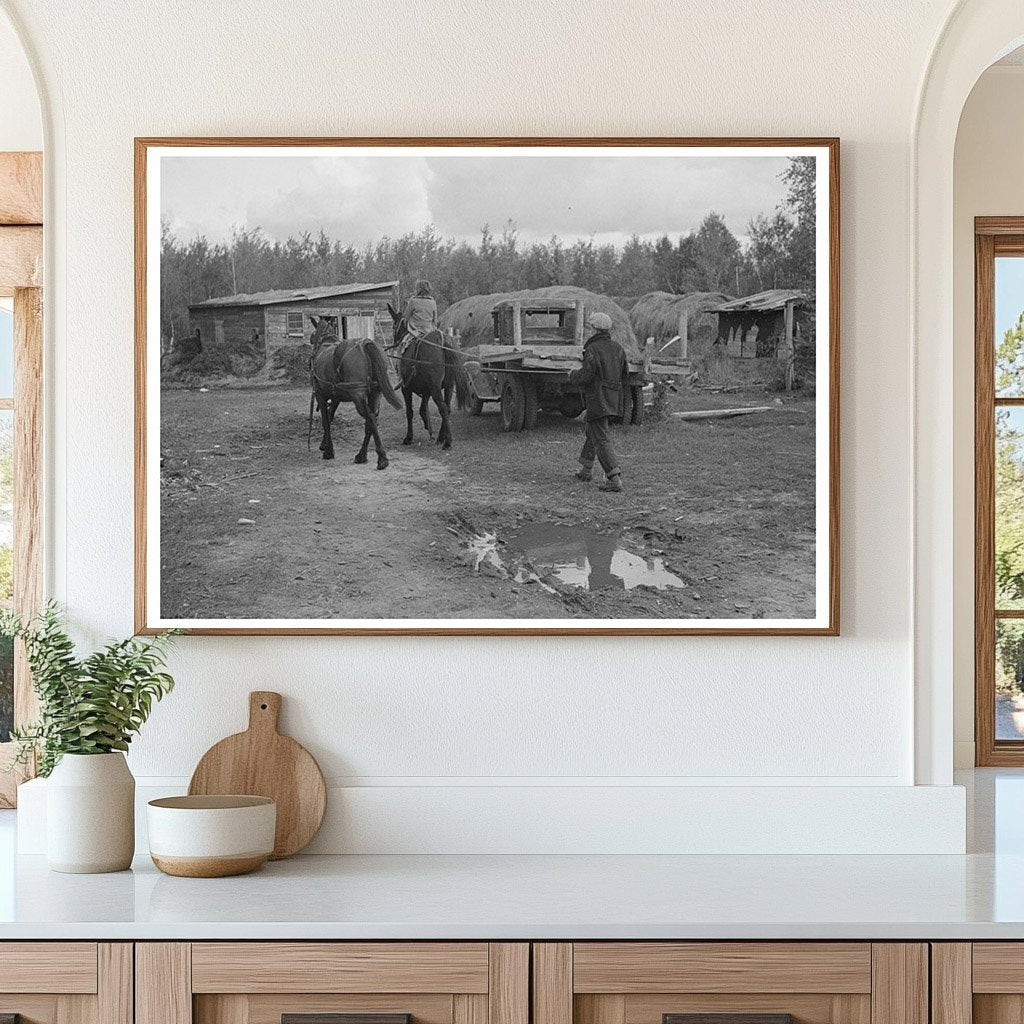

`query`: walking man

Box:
[568,311,629,493]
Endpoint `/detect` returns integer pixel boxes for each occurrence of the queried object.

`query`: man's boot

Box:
[598,473,623,493]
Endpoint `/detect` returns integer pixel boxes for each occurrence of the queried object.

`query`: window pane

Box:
[998,620,1024,740]
[0,409,12,742]
[996,256,1024,396]
[0,306,13,398]
[997,407,1024,609]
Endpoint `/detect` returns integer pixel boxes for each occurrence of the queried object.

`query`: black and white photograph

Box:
[137,139,838,634]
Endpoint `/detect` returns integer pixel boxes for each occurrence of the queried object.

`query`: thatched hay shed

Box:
[629,291,731,352]
[439,286,639,357]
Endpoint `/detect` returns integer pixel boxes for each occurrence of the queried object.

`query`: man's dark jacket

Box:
[568,329,629,421]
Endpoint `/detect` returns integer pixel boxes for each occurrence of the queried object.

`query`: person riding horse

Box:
[387,288,470,450]
[399,280,438,379]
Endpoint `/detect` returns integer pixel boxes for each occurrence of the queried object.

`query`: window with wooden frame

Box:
[975,217,1024,764]
[0,151,44,806]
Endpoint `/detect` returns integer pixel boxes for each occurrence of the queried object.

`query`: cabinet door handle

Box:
[664,1016,794,1024]
[283,1015,411,1024]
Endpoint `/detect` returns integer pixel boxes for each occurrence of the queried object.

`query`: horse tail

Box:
[367,340,403,409]
[447,346,471,411]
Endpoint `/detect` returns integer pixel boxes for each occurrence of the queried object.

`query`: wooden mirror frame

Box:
[0,151,43,807]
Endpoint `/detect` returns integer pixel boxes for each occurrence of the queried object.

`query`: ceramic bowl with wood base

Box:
[147,795,276,877]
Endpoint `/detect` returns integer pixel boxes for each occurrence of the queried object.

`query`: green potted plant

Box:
[2,603,177,873]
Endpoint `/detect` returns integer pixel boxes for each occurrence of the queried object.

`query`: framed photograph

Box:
[135,137,839,636]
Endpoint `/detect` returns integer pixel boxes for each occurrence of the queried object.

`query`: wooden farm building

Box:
[187,281,399,367]
[708,288,807,359]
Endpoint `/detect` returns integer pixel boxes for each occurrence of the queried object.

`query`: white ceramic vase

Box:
[46,752,136,873]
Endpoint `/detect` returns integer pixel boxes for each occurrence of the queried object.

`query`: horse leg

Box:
[433,386,453,450]
[402,385,415,446]
[368,391,389,470]
[419,394,434,442]
[353,398,371,464]
[320,396,335,460]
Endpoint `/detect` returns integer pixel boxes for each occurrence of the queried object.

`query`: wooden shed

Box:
[708,289,807,359]
[187,281,399,368]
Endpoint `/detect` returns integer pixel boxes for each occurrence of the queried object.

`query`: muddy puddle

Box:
[464,521,686,592]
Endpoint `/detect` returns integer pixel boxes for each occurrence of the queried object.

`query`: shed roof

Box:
[189,282,399,310]
[708,289,806,314]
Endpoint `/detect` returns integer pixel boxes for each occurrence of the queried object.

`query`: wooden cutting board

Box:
[188,691,326,859]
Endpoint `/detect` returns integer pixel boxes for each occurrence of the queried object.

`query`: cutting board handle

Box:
[248,691,282,734]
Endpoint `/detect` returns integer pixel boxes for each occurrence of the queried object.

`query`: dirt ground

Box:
[159,383,817,622]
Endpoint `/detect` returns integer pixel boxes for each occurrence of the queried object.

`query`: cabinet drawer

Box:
[0,943,130,1024]
[572,944,872,994]
[139,943,528,1024]
[0,942,99,994]
[191,944,491,994]
[534,944,926,1024]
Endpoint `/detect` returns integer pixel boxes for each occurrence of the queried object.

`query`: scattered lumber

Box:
[672,406,772,421]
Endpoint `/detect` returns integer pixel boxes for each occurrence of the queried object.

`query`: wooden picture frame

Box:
[135,137,840,636]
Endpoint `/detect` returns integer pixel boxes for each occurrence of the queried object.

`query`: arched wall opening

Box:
[952,47,1024,768]
[914,1,1024,785]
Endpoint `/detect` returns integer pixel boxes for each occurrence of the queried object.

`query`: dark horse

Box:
[387,304,470,450]
[310,323,402,466]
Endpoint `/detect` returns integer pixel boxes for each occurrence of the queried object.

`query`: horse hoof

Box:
[354,453,368,464]
[443,442,452,450]
[377,458,389,471]
[322,452,334,461]
[402,438,413,446]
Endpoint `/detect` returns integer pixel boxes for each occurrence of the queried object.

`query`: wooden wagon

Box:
[461,299,686,432]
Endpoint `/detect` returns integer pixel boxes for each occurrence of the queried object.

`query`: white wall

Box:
[0,10,39,151]
[952,65,1024,767]
[0,0,975,852]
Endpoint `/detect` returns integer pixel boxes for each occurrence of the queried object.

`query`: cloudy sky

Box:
[160,149,795,250]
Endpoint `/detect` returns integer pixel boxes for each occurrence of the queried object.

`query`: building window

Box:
[287,311,304,337]
[976,219,1024,764]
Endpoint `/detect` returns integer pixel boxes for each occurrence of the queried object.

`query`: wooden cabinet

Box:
[0,943,132,1024]
[532,944,928,1024]
[136,944,528,1024]
[0,937,959,1024]
[932,943,1024,1024]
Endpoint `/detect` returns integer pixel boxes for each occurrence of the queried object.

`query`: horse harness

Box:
[388,330,453,380]
[310,337,376,398]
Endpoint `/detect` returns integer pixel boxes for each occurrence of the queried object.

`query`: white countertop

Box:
[0,849,1022,940]
[1,769,1021,941]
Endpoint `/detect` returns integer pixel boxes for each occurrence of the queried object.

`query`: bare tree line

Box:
[160,157,815,342]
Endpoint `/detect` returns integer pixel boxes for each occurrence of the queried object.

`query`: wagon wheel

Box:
[559,395,585,419]
[500,376,527,432]
[465,360,485,415]
[628,384,645,426]
[521,377,539,430]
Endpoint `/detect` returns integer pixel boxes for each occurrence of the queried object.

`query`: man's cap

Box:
[587,311,612,331]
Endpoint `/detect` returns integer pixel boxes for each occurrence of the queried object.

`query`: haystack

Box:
[629,291,731,345]
[439,286,640,358]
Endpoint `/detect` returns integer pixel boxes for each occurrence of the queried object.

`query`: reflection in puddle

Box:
[506,522,686,592]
